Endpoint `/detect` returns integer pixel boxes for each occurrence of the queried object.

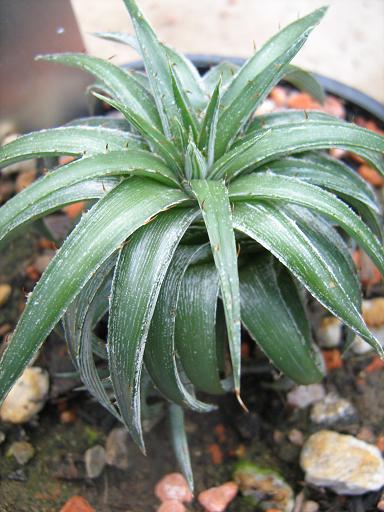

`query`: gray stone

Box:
[0,367,49,424]
[105,427,131,470]
[234,460,294,512]
[7,441,35,465]
[310,393,357,425]
[85,444,106,479]
[300,430,384,495]
[287,384,325,409]
[317,316,342,348]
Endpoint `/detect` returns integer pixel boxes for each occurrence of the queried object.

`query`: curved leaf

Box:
[0,178,188,405]
[108,207,198,451]
[122,0,183,143]
[0,126,139,170]
[94,92,183,174]
[211,120,384,179]
[37,53,161,128]
[232,201,383,355]
[190,180,241,397]
[240,253,323,384]
[175,262,226,394]
[169,404,194,492]
[0,150,178,244]
[203,61,238,96]
[145,244,217,407]
[229,173,384,274]
[282,64,325,102]
[214,7,327,158]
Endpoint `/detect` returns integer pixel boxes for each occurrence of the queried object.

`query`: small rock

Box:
[54,454,82,480]
[105,427,130,470]
[358,164,384,187]
[0,283,12,307]
[157,501,186,512]
[155,473,193,503]
[317,316,342,348]
[322,349,343,370]
[15,168,37,192]
[8,468,27,482]
[273,430,285,444]
[0,431,5,444]
[60,495,95,512]
[378,493,384,511]
[34,252,55,274]
[234,461,294,512]
[310,393,357,426]
[302,501,319,512]
[255,99,276,116]
[269,86,289,107]
[198,481,238,512]
[356,426,375,444]
[288,429,304,447]
[0,367,49,423]
[323,96,346,119]
[352,335,374,355]
[362,298,384,326]
[287,383,325,409]
[7,441,35,465]
[300,430,384,495]
[0,180,14,203]
[84,445,106,479]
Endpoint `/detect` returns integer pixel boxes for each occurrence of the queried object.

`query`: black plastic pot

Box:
[125,54,384,125]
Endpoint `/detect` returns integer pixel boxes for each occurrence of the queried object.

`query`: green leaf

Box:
[93,92,183,174]
[0,150,179,245]
[229,173,384,274]
[164,45,206,112]
[185,138,207,179]
[36,53,161,128]
[211,119,384,180]
[282,64,325,102]
[66,115,133,132]
[232,201,383,355]
[0,178,188,406]
[258,154,383,238]
[190,180,242,398]
[214,7,327,158]
[175,262,227,394]
[94,30,206,111]
[240,253,323,384]
[203,61,238,96]
[244,111,384,176]
[0,126,138,170]
[108,207,197,451]
[170,64,199,142]
[169,404,194,492]
[145,244,217,408]
[198,79,221,167]
[92,31,141,52]
[122,0,183,143]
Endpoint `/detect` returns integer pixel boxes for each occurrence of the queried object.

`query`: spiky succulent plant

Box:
[0,0,383,484]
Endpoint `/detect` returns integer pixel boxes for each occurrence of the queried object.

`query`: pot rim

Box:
[125,54,384,124]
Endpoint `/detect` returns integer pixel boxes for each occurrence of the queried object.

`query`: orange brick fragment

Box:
[60,496,95,512]
[287,92,321,110]
[214,423,227,443]
[364,356,384,373]
[358,164,384,187]
[208,443,223,465]
[63,201,86,219]
[376,435,384,452]
[322,349,343,370]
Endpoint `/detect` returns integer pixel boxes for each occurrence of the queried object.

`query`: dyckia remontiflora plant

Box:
[0,0,384,484]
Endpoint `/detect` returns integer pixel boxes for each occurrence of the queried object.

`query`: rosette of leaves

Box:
[0,0,383,486]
